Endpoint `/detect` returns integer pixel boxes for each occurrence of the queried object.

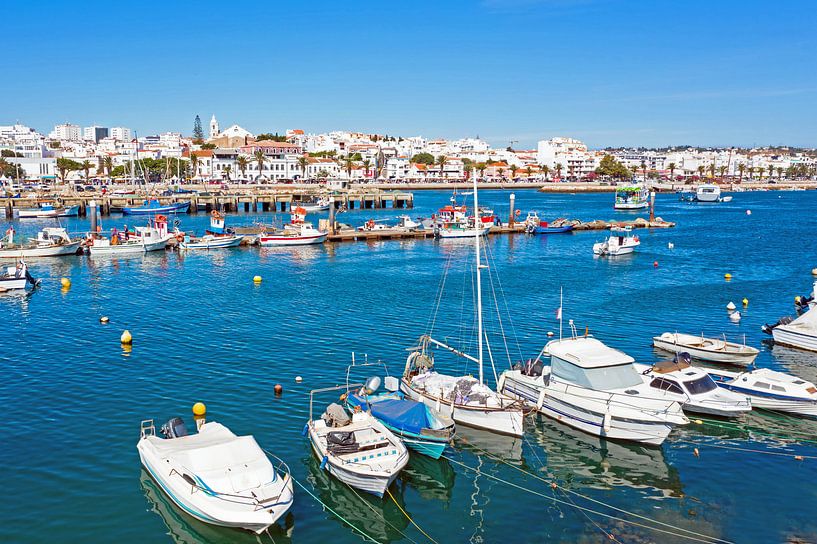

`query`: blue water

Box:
[2,190,816,544]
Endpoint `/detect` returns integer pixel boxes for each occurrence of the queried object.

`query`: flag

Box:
[555,307,562,320]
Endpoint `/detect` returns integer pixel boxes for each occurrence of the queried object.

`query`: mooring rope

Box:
[291,477,378,543]
[386,487,440,544]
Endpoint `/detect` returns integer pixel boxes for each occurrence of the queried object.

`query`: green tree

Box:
[776,166,784,180]
[317,169,329,179]
[476,162,487,178]
[595,155,630,179]
[190,153,199,179]
[56,158,82,183]
[411,152,435,165]
[223,165,232,180]
[554,163,563,179]
[540,164,550,180]
[361,159,371,178]
[0,150,22,158]
[696,165,705,179]
[81,160,93,181]
[343,155,355,179]
[709,163,716,178]
[498,168,505,179]
[718,165,727,179]
[737,163,745,183]
[200,142,216,150]
[192,115,204,142]
[255,133,288,142]
[510,164,519,179]
[436,155,447,178]
[526,166,532,178]
[668,162,676,180]
[103,156,113,177]
[0,158,17,179]
[767,164,774,179]
[297,156,309,179]
[236,156,249,179]
[253,150,266,181]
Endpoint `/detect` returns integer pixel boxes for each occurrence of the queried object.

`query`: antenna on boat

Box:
[558,286,564,341]
[473,167,484,386]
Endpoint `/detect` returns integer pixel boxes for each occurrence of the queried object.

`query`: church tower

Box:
[209,114,219,139]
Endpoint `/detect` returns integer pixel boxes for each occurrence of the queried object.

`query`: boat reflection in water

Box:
[455,424,524,463]
[528,415,684,499]
[140,469,294,544]
[304,455,409,543]
[398,454,456,503]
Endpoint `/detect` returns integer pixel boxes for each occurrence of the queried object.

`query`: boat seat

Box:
[653,359,690,374]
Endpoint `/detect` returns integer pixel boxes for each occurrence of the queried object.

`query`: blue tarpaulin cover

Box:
[351,395,429,435]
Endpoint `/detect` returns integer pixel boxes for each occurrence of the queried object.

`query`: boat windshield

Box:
[551,357,643,390]
[683,375,717,395]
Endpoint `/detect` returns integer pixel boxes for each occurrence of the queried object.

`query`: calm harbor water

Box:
[2,189,816,544]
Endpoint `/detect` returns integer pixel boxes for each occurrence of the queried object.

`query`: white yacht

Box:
[634,358,752,417]
[695,184,722,202]
[764,281,817,352]
[708,368,817,417]
[499,333,688,445]
[593,226,640,256]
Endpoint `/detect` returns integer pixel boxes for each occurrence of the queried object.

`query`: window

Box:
[684,376,717,395]
[650,377,684,395]
[771,385,786,392]
[754,382,770,389]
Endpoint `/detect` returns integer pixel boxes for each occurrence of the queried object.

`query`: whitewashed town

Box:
[1,114,815,188]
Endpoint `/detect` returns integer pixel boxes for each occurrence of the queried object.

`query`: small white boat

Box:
[613,183,650,210]
[138,417,294,534]
[15,203,80,218]
[765,282,817,352]
[634,358,752,417]
[499,333,688,445]
[593,226,640,256]
[0,260,40,290]
[708,368,817,417]
[88,216,173,255]
[180,234,243,250]
[0,227,81,258]
[300,197,330,212]
[306,386,409,497]
[652,332,759,366]
[695,184,722,202]
[396,215,421,231]
[257,208,328,246]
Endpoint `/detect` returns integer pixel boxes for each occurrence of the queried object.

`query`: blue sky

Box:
[3,0,815,148]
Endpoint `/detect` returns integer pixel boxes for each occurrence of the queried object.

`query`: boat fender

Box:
[602,410,612,434]
[182,473,197,487]
[301,424,308,436]
[536,390,546,410]
[320,455,328,471]
[435,397,441,412]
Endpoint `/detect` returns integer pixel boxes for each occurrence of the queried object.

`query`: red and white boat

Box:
[432,199,491,239]
[257,207,328,246]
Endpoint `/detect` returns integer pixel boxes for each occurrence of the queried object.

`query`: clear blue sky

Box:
[4,0,815,148]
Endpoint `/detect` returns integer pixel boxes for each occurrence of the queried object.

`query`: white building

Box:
[50,123,81,141]
[536,137,597,179]
[110,127,132,141]
[239,141,304,181]
[209,115,219,139]
[0,124,48,158]
[83,126,109,143]
[7,157,57,181]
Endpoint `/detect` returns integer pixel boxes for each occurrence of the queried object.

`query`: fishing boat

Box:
[123,199,190,215]
[0,260,40,290]
[257,208,327,246]
[524,213,574,234]
[0,227,81,258]
[138,416,293,534]
[707,368,817,417]
[499,325,688,445]
[344,366,455,459]
[763,281,817,352]
[306,385,409,497]
[593,226,640,256]
[299,197,330,212]
[431,195,491,239]
[652,332,759,366]
[179,211,243,250]
[634,357,752,417]
[88,215,173,255]
[613,183,649,210]
[402,172,525,437]
[15,202,80,218]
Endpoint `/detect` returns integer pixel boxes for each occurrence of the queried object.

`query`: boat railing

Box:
[140,419,155,438]
[309,383,365,422]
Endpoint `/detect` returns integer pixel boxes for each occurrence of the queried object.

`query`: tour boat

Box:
[695,184,722,202]
[344,374,455,459]
[138,417,293,533]
[593,226,640,256]
[707,368,817,418]
[634,358,752,417]
[16,203,80,218]
[123,199,190,215]
[257,207,327,246]
[88,215,173,255]
[763,281,817,352]
[613,183,650,210]
[0,260,40,290]
[402,174,525,437]
[180,211,243,250]
[498,330,688,445]
[306,386,409,497]
[652,332,759,366]
[0,227,81,258]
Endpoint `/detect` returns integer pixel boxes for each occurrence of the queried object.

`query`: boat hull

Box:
[400,379,524,437]
[437,227,489,239]
[181,236,243,250]
[533,225,574,234]
[89,239,168,254]
[123,202,190,215]
[715,383,817,417]
[0,241,81,258]
[613,202,649,210]
[652,336,758,366]
[258,233,327,246]
[772,326,817,353]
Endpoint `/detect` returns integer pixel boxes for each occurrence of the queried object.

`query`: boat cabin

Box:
[546,337,644,390]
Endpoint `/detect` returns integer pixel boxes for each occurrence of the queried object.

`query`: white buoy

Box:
[746,210,752,215]
[295,376,303,383]
[729,311,741,322]
[667,242,674,249]
[726,301,736,311]
[547,331,554,337]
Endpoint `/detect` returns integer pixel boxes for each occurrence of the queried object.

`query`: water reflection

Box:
[456,425,524,463]
[398,454,456,503]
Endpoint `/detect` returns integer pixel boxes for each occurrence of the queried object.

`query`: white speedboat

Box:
[15,202,79,218]
[708,368,817,417]
[613,183,649,210]
[652,332,759,366]
[396,215,421,231]
[88,216,173,255]
[764,282,817,352]
[257,208,327,246]
[306,387,409,498]
[695,184,722,202]
[300,197,330,212]
[593,226,640,256]
[634,358,752,417]
[137,417,294,534]
[0,227,81,258]
[0,260,39,290]
[180,234,243,250]
[499,334,688,445]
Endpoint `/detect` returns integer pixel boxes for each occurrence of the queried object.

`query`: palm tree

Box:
[510,165,519,179]
[190,153,199,180]
[776,166,784,180]
[103,156,113,178]
[236,156,249,180]
[668,162,676,180]
[81,160,93,182]
[526,166,532,178]
[56,158,74,184]
[640,161,647,182]
[297,155,309,180]
[709,162,716,178]
[696,165,705,179]
[540,164,550,180]
[362,159,372,179]
[436,155,447,179]
[767,164,774,179]
[737,163,746,183]
[343,155,354,179]
[253,150,266,181]
[554,163,563,179]
[223,165,232,181]
[477,162,487,179]
[498,168,505,179]
[718,165,727,179]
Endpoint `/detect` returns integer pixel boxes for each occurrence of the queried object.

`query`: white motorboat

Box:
[306,386,409,497]
[137,417,294,533]
[88,215,173,255]
[180,234,243,250]
[396,215,421,231]
[0,260,40,290]
[300,197,330,212]
[613,183,650,210]
[708,368,817,417]
[695,184,722,202]
[765,281,817,352]
[0,227,81,258]
[499,332,688,445]
[634,358,752,417]
[652,332,759,366]
[402,172,525,437]
[593,226,640,256]
[15,202,80,218]
[257,208,328,246]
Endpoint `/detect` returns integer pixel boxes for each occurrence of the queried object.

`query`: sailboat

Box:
[401,169,525,437]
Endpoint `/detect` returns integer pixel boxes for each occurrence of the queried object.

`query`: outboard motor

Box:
[363,376,381,395]
[673,352,692,365]
[762,316,793,335]
[160,417,188,439]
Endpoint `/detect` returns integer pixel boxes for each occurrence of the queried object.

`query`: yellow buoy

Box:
[724,273,732,280]
[60,277,71,288]
[253,275,262,284]
[694,419,703,425]
[192,402,207,416]
[742,298,749,306]
[120,330,133,344]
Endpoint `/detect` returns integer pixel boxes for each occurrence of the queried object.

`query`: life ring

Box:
[211,210,223,220]
[156,214,167,223]
[634,235,640,242]
[515,209,521,216]
[175,233,184,242]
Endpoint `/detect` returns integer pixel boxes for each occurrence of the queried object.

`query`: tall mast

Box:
[473,167,484,385]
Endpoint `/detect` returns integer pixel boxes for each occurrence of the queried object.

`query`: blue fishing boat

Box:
[523,212,574,234]
[123,199,190,216]
[534,224,574,234]
[345,375,455,459]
